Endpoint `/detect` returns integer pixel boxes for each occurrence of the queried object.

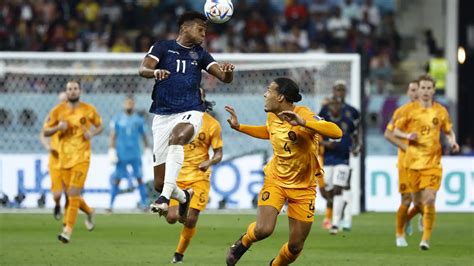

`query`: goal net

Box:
[0,52,361,212]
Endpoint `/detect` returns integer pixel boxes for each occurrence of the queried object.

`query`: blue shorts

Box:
[112,158,143,180]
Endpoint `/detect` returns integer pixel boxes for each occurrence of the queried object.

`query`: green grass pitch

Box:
[0,212,472,265]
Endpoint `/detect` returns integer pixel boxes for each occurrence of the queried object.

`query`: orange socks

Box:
[176,226,197,254]
[241,222,257,248]
[396,204,409,236]
[271,242,300,266]
[79,198,92,214]
[422,205,436,241]
[65,196,80,232]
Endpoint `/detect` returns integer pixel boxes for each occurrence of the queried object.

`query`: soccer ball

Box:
[204,0,233,24]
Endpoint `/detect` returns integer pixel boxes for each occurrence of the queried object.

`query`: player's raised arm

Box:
[225,105,269,139]
[278,110,343,139]
[208,62,235,83]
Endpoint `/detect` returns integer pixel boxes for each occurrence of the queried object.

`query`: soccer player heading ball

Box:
[138,11,234,222]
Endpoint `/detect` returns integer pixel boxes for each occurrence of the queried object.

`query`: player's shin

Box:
[331,194,344,232]
[162,145,185,200]
[242,222,257,248]
[342,189,352,230]
[176,225,197,255]
[65,195,80,232]
[271,242,301,266]
[422,205,436,241]
[396,204,409,236]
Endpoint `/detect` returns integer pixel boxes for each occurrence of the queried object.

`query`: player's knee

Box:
[166,215,178,224]
[254,224,273,240]
[288,242,304,255]
[186,215,198,228]
[401,194,412,206]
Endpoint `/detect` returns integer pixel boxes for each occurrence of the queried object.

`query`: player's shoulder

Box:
[203,112,219,124]
[80,101,97,110]
[294,105,315,116]
[433,101,449,113]
[50,102,67,113]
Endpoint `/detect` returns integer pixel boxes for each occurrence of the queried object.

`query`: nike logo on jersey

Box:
[168,50,180,55]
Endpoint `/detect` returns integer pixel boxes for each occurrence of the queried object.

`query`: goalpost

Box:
[0,52,361,213]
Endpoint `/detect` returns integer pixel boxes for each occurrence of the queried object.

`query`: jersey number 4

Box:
[176,60,186,73]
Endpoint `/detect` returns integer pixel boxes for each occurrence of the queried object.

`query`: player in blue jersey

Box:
[138,11,234,221]
[107,96,149,213]
[320,96,357,234]
[319,80,361,231]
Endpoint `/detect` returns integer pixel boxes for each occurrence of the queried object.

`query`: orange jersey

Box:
[386,102,417,168]
[44,102,102,169]
[264,106,322,188]
[395,101,452,170]
[48,133,61,170]
[177,112,223,182]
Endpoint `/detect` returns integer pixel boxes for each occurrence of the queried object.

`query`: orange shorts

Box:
[60,162,90,189]
[258,182,316,223]
[398,167,414,194]
[170,180,210,212]
[49,165,63,193]
[408,168,443,192]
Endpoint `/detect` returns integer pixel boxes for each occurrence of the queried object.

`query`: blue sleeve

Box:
[146,41,164,62]
[200,49,216,71]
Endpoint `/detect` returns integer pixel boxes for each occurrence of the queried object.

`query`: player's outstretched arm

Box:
[225,105,269,139]
[384,127,407,151]
[138,56,170,80]
[208,63,235,83]
[278,111,342,139]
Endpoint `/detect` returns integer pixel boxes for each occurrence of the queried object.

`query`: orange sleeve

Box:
[89,106,102,127]
[210,121,223,149]
[238,124,269,139]
[386,107,402,132]
[441,108,453,134]
[44,107,59,128]
[305,120,342,139]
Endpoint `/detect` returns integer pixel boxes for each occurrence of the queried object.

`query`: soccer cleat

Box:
[57,229,71,244]
[418,215,424,232]
[85,210,95,231]
[405,220,413,236]
[104,208,113,215]
[150,196,170,217]
[419,240,430,250]
[171,252,184,264]
[329,225,339,235]
[226,234,249,266]
[53,205,61,221]
[178,189,194,224]
[396,236,408,247]
[323,218,331,230]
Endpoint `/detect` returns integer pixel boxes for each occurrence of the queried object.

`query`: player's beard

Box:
[125,108,133,115]
[68,96,80,103]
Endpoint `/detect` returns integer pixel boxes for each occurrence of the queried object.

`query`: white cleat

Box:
[85,210,95,231]
[419,240,430,250]
[418,215,424,232]
[396,236,408,247]
[329,225,339,235]
[150,201,169,217]
[57,229,71,244]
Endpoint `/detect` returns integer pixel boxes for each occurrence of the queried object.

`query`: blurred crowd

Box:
[1,0,399,82]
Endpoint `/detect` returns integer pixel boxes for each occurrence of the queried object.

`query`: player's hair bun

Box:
[274,77,302,103]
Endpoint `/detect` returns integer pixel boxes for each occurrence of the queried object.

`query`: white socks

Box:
[332,194,344,228]
[342,189,352,227]
[161,145,186,203]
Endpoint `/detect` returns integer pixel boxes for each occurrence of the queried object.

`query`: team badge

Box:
[80,117,86,124]
[261,191,270,201]
[341,122,348,131]
[288,131,297,142]
[345,110,352,119]
[432,117,439,125]
[400,183,407,192]
[198,132,206,141]
[189,51,199,60]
